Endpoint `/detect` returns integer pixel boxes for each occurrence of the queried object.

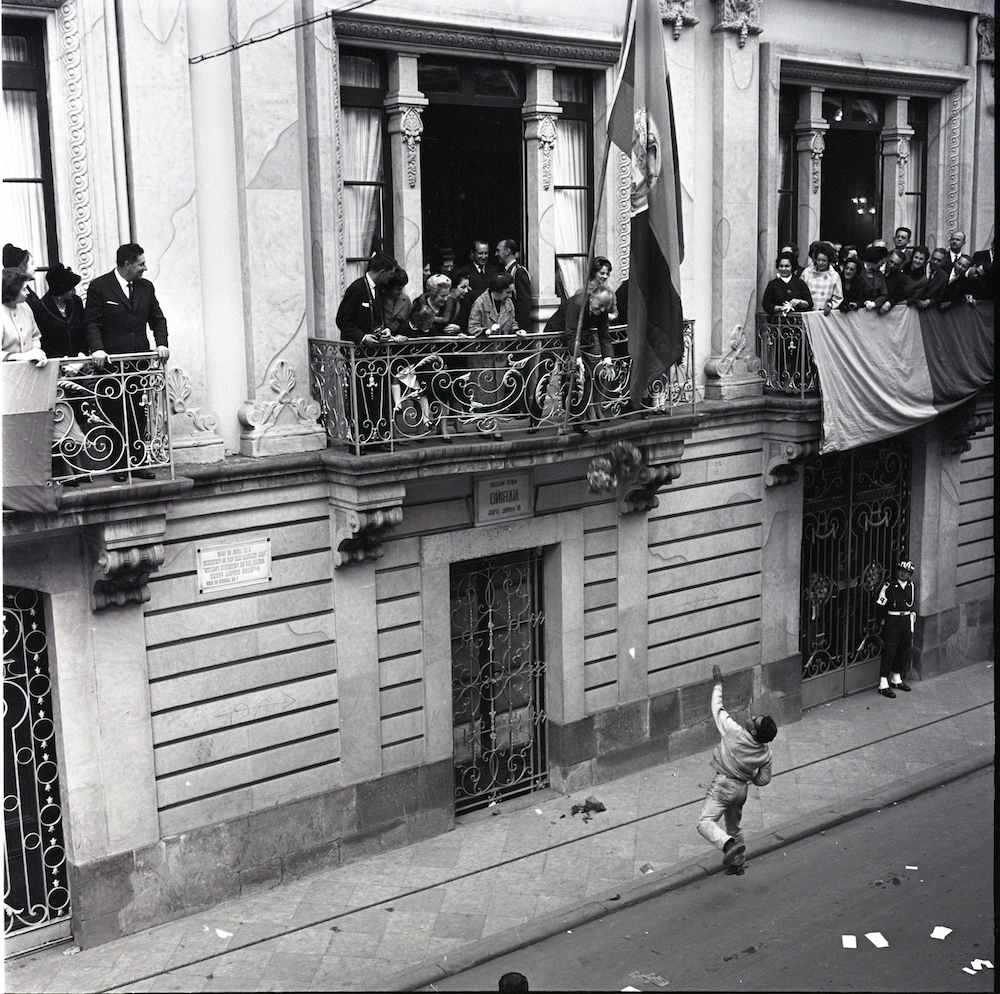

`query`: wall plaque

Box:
[197,536,272,593]
[474,471,534,526]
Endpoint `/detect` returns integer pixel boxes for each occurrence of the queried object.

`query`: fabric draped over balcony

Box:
[801,306,994,453]
[2,361,60,513]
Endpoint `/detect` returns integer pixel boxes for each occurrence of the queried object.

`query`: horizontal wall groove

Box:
[378,619,421,636]
[649,640,761,674]
[648,569,760,596]
[380,677,423,693]
[649,618,759,650]
[148,643,335,684]
[381,704,424,720]
[378,649,422,666]
[650,496,761,522]
[156,754,341,812]
[650,593,760,623]
[155,728,340,781]
[649,521,761,550]
[584,680,616,691]
[162,514,331,547]
[381,734,423,749]
[144,579,332,619]
[150,671,338,716]
[146,610,334,651]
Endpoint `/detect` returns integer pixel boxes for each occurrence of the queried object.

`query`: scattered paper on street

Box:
[930,926,952,939]
[971,959,993,969]
[963,967,977,975]
[905,865,918,870]
[865,931,889,948]
[841,935,857,948]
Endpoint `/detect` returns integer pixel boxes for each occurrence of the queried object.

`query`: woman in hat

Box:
[32,263,86,358]
[3,243,39,304]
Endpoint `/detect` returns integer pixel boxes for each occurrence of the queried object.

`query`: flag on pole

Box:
[608,0,685,407]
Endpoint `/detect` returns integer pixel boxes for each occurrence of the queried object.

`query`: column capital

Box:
[712,0,762,48]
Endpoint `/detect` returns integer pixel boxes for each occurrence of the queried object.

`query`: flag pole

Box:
[560,0,636,435]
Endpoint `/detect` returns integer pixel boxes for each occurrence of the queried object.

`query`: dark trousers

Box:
[880,615,912,681]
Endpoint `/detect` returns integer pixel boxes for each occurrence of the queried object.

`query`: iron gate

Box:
[451,550,547,815]
[799,440,912,708]
[4,587,71,953]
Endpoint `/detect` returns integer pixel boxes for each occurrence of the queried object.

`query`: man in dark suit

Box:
[84,243,169,481]
[969,237,995,299]
[495,238,532,332]
[452,240,492,333]
[335,253,398,447]
[335,252,397,344]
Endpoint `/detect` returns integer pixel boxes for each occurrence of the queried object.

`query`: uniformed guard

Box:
[875,559,916,697]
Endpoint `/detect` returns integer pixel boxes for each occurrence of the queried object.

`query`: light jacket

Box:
[708,684,772,786]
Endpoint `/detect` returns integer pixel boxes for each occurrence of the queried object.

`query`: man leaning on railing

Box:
[84,242,169,482]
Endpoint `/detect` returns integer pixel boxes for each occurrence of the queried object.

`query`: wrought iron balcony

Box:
[308,322,694,454]
[755,312,819,399]
[51,352,173,484]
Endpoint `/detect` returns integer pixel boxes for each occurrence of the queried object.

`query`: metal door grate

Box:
[451,550,547,815]
[800,440,911,706]
[4,587,70,945]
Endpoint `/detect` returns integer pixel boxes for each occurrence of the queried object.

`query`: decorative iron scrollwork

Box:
[91,544,165,611]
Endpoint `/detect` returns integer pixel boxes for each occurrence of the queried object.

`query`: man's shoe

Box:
[112,473,128,483]
[133,468,156,480]
[890,681,911,692]
[878,687,896,699]
[725,863,746,876]
[722,840,745,866]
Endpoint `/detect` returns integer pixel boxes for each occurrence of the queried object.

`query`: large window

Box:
[553,69,594,299]
[340,47,390,284]
[3,16,57,274]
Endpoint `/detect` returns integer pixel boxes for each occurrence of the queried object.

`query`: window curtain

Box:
[553,119,588,298]
[3,88,47,269]
[901,137,924,238]
[342,106,383,284]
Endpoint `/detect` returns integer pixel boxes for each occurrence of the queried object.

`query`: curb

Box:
[383,745,994,992]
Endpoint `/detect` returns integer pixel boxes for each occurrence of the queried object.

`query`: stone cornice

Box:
[780,59,968,94]
[330,13,621,65]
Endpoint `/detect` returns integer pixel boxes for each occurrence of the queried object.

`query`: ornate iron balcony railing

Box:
[755,312,819,399]
[309,321,694,453]
[51,352,173,484]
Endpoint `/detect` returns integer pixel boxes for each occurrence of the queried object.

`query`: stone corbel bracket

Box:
[92,544,165,611]
[764,438,819,487]
[587,440,683,516]
[329,479,407,567]
[943,408,993,456]
[333,506,403,566]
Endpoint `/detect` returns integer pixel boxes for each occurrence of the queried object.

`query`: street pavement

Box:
[431,765,995,991]
[2,660,993,994]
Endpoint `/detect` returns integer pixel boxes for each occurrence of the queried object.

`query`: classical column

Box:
[385,55,427,283]
[794,86,828,254]
[186,0,250,456]
[880,96,915,242]
[970,15,995,250]
[523,65,562,331]
[703,2,764,400]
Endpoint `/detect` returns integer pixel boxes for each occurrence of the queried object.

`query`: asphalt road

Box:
[429,767,995,992]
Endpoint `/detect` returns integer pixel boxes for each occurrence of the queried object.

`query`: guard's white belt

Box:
[887,611,910,616]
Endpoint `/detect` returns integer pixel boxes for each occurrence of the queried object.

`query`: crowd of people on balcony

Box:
[763,228,994,317]
[3,240,169,485]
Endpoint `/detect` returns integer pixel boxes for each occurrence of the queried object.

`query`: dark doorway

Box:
[820,130,880,250]
[420,104,523,272]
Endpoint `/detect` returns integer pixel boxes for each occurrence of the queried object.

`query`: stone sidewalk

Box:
[4,661,993,994]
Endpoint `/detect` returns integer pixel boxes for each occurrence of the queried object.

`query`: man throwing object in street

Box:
[697,664,777,875]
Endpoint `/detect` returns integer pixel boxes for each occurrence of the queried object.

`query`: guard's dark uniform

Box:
[877,578,914,682]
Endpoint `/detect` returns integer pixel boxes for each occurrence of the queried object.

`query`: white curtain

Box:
[3,89,48,269]
[554,119,588,297]
[342,106,383,284]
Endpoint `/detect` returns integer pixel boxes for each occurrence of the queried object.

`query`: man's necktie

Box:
[127,281,134,305]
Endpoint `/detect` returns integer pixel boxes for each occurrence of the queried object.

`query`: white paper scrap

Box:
[216,929,233,939]
[535,809,543,814]
[621,987,642,991]
[865,932,889,948]
[930,926,952,940]
[971,960,993,970]
[962,967,977,975]
[905,865,918,870]
[841,935,857,948]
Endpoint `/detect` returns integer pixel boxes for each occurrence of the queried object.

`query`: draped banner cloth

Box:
[608,0,685,406]
[2,361,61,513]
[802,305,994,453]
